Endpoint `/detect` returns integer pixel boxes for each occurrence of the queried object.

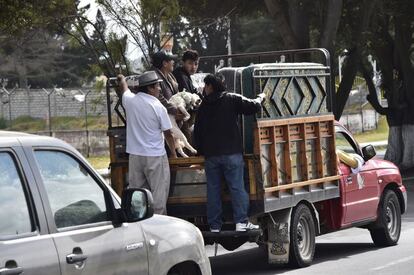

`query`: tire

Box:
[289,204,316,268]
[370,189,401,247]
[168,262,200,275]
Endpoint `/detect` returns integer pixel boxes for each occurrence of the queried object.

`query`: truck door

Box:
[335,131,379,224]
[0,150,60,275]
[29,149,149,275]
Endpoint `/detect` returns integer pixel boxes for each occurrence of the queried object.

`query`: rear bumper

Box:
[399,185,408,214]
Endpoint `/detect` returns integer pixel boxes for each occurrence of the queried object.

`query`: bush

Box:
[0,117,7,129]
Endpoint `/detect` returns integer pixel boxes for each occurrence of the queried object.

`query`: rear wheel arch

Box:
[296,200,320,235]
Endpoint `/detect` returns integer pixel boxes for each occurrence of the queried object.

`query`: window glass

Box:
[34,151,109,228]
[0,152,32,236]
[335,132,358,154]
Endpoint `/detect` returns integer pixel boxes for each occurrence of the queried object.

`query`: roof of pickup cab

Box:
[0,130,73,150]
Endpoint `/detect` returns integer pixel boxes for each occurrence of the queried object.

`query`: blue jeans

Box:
[204,153,249,230]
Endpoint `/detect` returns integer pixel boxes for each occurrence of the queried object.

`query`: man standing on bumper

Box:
[119,72,177,215]
[194,74,265,232]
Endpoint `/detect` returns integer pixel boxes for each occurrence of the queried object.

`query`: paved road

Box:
[207,176,414,275]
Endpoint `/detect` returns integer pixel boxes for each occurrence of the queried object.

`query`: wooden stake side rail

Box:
[168,194,260,204]
[264,175,341,193]
[254,115,338,195]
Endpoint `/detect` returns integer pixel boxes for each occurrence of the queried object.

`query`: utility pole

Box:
[42,88,55,136]
[226,16,232,67]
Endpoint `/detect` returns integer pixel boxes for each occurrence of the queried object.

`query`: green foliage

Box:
[354,116,389,143]
[6,116,108,132]
[9,116,45,131]
[86,155,110,170]
[0,117,7,129]
[0,0,76,35]
[141,0,180,21]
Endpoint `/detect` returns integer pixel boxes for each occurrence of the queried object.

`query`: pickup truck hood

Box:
[369,157,399,170]
[139,215,210,275]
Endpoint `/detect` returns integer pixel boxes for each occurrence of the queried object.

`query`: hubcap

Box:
[297,216,312,260]
[386,200,398,239]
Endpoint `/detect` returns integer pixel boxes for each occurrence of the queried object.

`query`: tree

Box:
[361,0,414,169]
[96,0,180,68]
[0,0,76,35]
[0,29,90,88]
[264,0,414,169]
[59,5,132,77]
[0,0,84,87]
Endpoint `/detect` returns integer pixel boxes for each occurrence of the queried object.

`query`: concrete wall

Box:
[36,130,109,157]
[339,109,379,133]
[0,88,117,120]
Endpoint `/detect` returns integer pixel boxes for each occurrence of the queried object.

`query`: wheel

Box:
[289,204,316,268]
[370,189,401,247]
[168,262,200,275]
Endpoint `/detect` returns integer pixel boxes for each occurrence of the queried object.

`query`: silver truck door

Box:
[30,149,149,275]
[0,150,60,275]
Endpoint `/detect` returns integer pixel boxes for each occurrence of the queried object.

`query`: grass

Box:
[87,156,110,170]
[353,116,389,143]
[1,115,109,132]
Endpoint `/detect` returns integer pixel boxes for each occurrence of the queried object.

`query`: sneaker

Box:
[210,228,220,233]
[236,222,260,232]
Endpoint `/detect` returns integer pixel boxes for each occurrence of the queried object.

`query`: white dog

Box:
[168,91,201,157]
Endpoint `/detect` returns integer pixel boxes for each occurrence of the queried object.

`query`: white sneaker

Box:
[210,228,220,233]
[236,222,260,232]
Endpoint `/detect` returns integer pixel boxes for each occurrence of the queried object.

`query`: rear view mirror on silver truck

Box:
[122,189,154,222]
[362,145,377,161]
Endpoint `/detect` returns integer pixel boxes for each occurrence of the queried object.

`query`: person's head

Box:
[138,71,163,98]
[182,50,199,75]
[203,73,226,96]
[152,51,176,73]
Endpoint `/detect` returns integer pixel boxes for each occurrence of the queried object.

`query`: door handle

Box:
[66,253,88,264]
[0,266,24,275]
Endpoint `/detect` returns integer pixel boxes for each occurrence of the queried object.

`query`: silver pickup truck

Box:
[0,131,211,275]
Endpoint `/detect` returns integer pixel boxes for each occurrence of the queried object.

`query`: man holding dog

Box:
[194,73,265,232]
[118,72,176,215]
[172,49,200,141]
[152,51,180,115]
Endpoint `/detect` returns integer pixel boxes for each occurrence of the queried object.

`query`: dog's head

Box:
[189,93,202,109]
[178,91,202,110]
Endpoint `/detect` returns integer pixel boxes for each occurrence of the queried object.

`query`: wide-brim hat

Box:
[138,71,163,87]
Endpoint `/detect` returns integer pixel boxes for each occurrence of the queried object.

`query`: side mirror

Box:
[362,145,376,161]
[122,188,154,222]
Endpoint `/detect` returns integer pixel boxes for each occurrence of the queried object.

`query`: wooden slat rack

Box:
[254,114,340,196]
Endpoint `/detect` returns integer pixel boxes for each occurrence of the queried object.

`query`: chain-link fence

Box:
[0,86,120,157]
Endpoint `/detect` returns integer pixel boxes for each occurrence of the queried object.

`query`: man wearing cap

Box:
[118,71,176,215]
[152,51,181,116]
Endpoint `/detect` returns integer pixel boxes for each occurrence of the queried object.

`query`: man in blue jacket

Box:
[194,74,265,232]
